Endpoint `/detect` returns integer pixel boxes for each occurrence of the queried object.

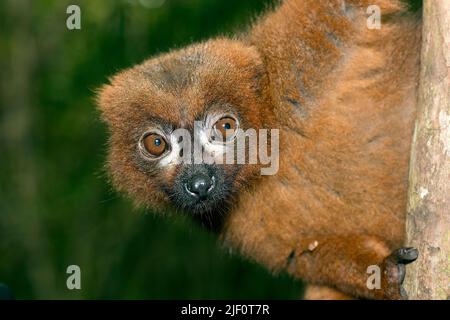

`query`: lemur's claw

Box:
[390,247,419,264]
[382,247,419,300]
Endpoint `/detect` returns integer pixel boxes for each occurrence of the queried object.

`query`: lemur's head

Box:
[97,39,275,223]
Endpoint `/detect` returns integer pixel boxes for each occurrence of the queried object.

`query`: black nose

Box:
[186,173,215,199]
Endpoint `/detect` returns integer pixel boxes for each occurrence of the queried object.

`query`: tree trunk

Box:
[404,0,450,300]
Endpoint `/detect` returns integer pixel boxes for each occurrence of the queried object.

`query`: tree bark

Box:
[404,0,450,300]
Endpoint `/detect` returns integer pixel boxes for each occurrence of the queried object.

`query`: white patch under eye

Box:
[200,128,226,153]
[158,134,181,167]
[198,124,234,164]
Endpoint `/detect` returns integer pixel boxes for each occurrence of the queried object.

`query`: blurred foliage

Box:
[0,0,422,299]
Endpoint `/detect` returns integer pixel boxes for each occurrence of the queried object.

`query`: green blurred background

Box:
[0,0,421,299]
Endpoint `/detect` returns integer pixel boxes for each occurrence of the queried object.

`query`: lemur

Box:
[97,0,421,299]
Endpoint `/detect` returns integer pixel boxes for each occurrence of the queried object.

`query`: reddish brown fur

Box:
[98,41,271,210]
[97,0,421,299]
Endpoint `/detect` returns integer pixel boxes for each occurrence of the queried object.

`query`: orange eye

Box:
[213,116,238,141]
[142,133,168,157]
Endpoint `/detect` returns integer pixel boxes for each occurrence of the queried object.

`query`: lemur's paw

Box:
[382,247,418,300]
[391,247,419,265]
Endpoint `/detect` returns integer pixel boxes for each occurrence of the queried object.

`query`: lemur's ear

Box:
[246,46,268,95]
[240,44,266,73]
[95,82,115,124]
[205,38,268,95]
[95,74,128,128]
[227,43,268,92]
[248,45,266,71]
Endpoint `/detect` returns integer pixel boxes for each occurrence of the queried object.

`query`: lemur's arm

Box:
[286,235,418,299]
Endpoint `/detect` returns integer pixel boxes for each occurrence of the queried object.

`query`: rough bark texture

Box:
[404,0,450,300]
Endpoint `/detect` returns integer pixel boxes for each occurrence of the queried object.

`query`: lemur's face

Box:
[98,39,271,220]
